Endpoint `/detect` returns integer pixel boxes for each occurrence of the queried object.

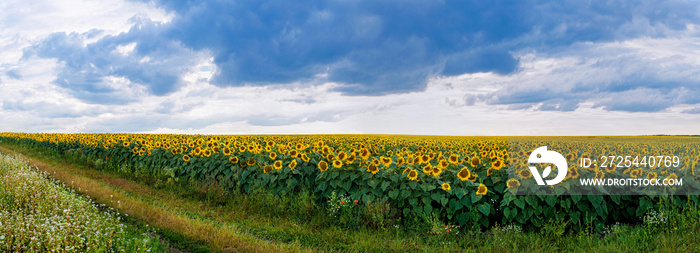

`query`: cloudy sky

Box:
[1,0,700,135]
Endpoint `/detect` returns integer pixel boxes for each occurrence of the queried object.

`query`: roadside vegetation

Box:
[0,153,169,252]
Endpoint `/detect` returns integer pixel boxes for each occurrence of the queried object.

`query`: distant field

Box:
[1,133,700,252]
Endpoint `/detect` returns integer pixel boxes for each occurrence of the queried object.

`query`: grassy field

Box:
[0,152,170,252]
[1,136,700,252]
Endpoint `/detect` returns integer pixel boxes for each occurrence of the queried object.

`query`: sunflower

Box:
[421,155,430,164]
[438,159,449,169]
[396,157,405,166]
[269,152,277,160]
[318,160,329,172]
[506,178,521,188]
[476,184,488,195]
[333,160,343,169]
[486,168,493,176]
[407,169,418,181]
[322,146,331,153]
[518,169,532,179]
[432,166,442,177]
[263,165,273,174]
[491,159,503,170]
[301,154,310,162]
[441,183,451,191]
[361,149,371,160]
[471,157,481,167]
[630,169,640,178]
[274,160,283,170]
[183,155,190,162]
[203,149,212,157]
[123,141,130,147]
[423,164,433,175]
[647,172,658,181]
[247,157,255,166]
[338,152,347,161]
[223,147,231,156]
[604,163,616,173]
[289,159,298,170]
[327,154,335,161]
[346,155,355,163]
[367,164,379,174]
[448,154,459,164]
[666,173,678,182]
[568,168,579,179]
[468,173,478,182]
[289,150,298,157]
[381,156,392,166]
[595,169,605,180]
[229,156,239,164]
[457,168,471,181]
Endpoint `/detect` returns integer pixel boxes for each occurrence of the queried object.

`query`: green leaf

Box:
[440,197,448,207]
[381,181,391,191]
[636,198,653,216]
[424,205,433,215]
[610,195,621,205]
[471,193,482,204]
[454,188,467,199]
[595,204,608,219]
[587,195,604,208]
[422,196,432,206]
[525,196,538,207]
[514,198,525,209]
[431,192,442,202]
[571,194,582,204]
[544,196,557,207]
[388,189,399,200]
[504,207,512,220]
[477,203,491,216]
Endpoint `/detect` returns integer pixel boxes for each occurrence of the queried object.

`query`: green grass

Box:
[2,141,700,252]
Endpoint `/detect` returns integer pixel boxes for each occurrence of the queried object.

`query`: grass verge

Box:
[0,153,169,252]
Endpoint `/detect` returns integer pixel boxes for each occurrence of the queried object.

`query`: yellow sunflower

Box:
[269,152,277,160]
[518,169,532,179]
[333,160,343,169]
[263,165,273,174]
[229,156,239,164]
[457,167,471,181]
[274,160,283,170]
[423,164,433,175]
[289,159,298,170]
[407,169,418,181]
[318,160,329,172]
[441,183,451,191]
[448,154,459,164]
[476,184,488,195]
[506,178,520,188]
[471,157,481,167]
[183,155,190,162]
[367,164,379,174]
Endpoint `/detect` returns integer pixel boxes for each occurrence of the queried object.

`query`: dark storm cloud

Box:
[23,0,700,111]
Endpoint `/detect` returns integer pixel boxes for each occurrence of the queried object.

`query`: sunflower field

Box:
[1,133,698,233]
